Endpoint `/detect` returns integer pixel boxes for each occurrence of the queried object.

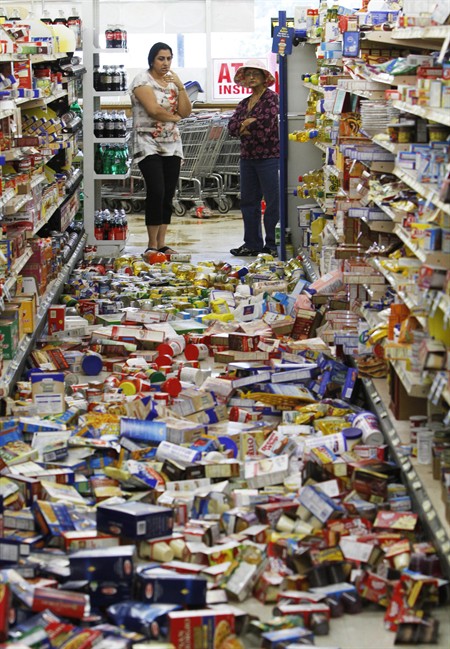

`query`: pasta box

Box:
[168,609,235,649]
[135,567,207,606]
[68,545,135,582]
[96,501,174,540]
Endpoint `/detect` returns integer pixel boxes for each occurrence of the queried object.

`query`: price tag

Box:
[412,480,421,491]
[422,500,431,513]
[426,510,436,522]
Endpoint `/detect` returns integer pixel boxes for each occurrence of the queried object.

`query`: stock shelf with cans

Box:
[0,15,86,407]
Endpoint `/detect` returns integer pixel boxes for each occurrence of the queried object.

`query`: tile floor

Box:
[124,210,450,649]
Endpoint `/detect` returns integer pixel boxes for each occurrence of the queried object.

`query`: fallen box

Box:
[168,609,235,649]
[96,501,174,540]
[135,567,208,606]
[68,545,135,582]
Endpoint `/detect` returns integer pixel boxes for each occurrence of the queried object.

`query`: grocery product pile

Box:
[0,251,446,649]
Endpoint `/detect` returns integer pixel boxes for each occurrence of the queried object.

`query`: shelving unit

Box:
[291,22,450,579]
[0,233,87,398]
[0,22,86,402]
[82,0,129,253]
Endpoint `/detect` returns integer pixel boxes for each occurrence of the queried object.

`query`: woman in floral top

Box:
[228,59,280,257]
[130,42,191,254]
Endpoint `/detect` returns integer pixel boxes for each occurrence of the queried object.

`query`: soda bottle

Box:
[114,26,123,49]
[111,66,121,91]
[119,65,127,91]
[103,210,111,240]
[94,145,104,173]
[94,211,103,239]
[93,65,100,91]
[105,112,115,138]
[105,25,114,49]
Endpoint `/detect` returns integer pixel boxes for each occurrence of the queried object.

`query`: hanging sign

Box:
[272,25,294,56]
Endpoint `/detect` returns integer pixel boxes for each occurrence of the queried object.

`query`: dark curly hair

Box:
[148,42,173,69]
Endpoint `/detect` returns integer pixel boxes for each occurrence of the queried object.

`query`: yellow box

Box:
[11,294,36,334]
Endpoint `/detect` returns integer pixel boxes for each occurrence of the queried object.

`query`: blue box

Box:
[96,502,174,540]
[69,545,135,582]
[135,567,207,606]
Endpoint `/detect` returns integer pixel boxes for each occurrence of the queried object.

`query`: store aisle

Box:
[123,210,450,649]
[126,211,250,262]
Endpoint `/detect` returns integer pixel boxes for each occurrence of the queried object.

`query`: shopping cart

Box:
[214,127,241,212]
[172,114,230,216]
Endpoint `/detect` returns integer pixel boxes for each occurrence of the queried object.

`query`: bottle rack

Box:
[81,0,129,253]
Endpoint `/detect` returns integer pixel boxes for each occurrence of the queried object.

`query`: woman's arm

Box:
[228,101,246,137]
[167,71,192,118]
[134,85,181,123]
[175,86,192,118]
[245,92,279,134]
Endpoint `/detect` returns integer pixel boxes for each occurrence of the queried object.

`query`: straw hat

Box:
[234,59,276,88]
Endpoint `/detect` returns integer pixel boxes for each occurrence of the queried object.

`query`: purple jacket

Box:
[228,88,280,159]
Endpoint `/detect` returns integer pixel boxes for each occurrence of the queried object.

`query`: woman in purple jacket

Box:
[228,59,280,257]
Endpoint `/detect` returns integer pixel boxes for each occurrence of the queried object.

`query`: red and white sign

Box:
[212,59,258,101]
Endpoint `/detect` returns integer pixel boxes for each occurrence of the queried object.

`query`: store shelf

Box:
[364,29,445,51]
[0,233,87,398]
[0,188,16,208]
[363,376,450,577]
[313,141,329,153]
[0,247,33,297]
[301,81,325,94]
[93,90,129,97]
[372,198,402,223]
[372,136,411,155]
[392,360,430,398]
[394,224,450,267]
[392,100,450,127]
[93,170,131,180]
[93,48,128,54]
[93,134,129,143]
[20,90,68,110]
[361,217,395,233]
[391,26,450,40]
[393,166,450,217]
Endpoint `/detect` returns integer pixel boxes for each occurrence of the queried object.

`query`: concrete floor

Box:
[124,210,450,649]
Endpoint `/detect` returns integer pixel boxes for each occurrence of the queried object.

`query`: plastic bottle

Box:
[67,7,82,49]
[118,65,127,91]
[93,65,101,91]
[94,145,104,173]
[40,9,53,25]
[105,25,114,49]
[111,66,121,92]
[53,9,67,25]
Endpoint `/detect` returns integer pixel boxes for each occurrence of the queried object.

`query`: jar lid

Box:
[81,353,103,376]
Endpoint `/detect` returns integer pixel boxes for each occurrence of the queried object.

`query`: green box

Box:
[0,317,19,360]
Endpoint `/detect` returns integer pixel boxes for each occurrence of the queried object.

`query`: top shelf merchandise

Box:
[287,3,450,579]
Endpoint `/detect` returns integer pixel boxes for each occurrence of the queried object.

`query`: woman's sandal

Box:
[159,246,177,254]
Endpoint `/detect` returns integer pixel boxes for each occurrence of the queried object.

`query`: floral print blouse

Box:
[228,88,280,159]
[129,69,183,162]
